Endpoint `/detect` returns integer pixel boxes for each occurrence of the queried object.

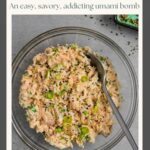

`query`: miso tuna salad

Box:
[19,44,121,149]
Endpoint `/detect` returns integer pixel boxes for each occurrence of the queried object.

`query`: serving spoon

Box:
[87,53,138,150]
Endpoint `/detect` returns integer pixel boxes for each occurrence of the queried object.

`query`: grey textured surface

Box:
[12,15,138,150]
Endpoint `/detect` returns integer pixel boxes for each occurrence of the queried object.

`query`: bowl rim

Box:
[12,26,138,150]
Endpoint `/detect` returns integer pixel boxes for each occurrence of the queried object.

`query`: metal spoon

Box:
[87,53,138,150]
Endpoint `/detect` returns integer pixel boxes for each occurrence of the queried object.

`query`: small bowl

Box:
[12,27,138,150]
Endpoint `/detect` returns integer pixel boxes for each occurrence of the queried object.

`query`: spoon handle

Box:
[103,85,138,150]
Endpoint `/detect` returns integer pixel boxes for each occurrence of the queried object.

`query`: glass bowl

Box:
[12,27,138,150]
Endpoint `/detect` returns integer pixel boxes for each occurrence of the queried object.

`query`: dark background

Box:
[0,0,6,149]
[143,1,149,149]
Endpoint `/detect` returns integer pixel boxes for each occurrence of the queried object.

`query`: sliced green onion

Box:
[53,64,64,71]
[63,84,69,91]
[55,73,61,80]
[55,127,63,133]
[93,103,99,113]
[81,75,89,82]
[60,108,66,112]
[45,69,51,78]
[49,104,54,108]
[79,126,89,140]
[28,105,36,112]
[59,89,66,96]
[99,56,106,62]
[85,135,90,141]
[52,47,59,52]
[70,43,78,49]
[80,126,89,135]
[83,111,88,116]
[44,91,54,100]
[63,116,72,124]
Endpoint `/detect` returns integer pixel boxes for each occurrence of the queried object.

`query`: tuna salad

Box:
[19,44,121,149]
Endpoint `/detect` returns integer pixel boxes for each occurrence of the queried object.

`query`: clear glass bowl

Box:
[12,27,138,150]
